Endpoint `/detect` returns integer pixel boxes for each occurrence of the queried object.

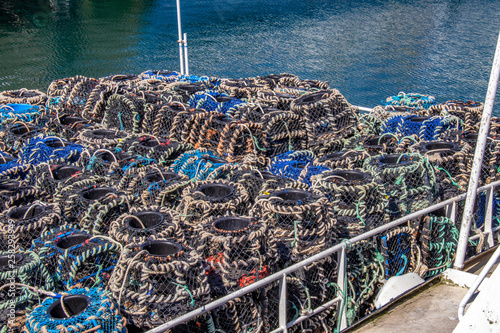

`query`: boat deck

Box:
[347,249,500,333]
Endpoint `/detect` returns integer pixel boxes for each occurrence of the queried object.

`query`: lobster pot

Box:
[0,181,40,210]
[290,90,357,147]
[134,78,169,92]
[57,77,100,116]
[212,295,263,333]
[18,136,83,166]
[384,92,436,110]
[72,185,132,235]
[42,114,90,141]
[363,154,438,217]
[141,103,186,137]
[461,131,500,185]
[171,149,229,181]
[216,121,266,164]
[314,149,369,170]
[174,83,206,103]
[46,76,87,98]
[419,212,459,278]
[53,177,125,227]
[75,128,128,150]
[169,108,212,144]
[379,226,418,278]
[80,83,119,121]
[0,89,47,106]
[0,122,40,155]
[177,179,250,227]
[24,163,86,201]
[194,216,276,295]
[109,240,210,329]
[312,169,389,238]
[0,203,61,252]
[251,188,336,267]
[109,206,183,245]
[277,75,330,91]
[255,90,296,111]
[0,153,29,180]
[31,227,120,289]
[344,240,384,324]
[381,114,461,141]
[86,148,154,184]
[258,171,309,196]
[24,287,126,333]
[195,113,237,151]
[268,151,330,187]
[102,93,145,132]
[219,78,267,99]
[361,134,402,155]
[255,73,298,90]
[410,141,472,198]
[130,92,167,133]
[262,276,310,331]
[0,251,54,332]
[288,304,338,333]
[119,165,188,207]
[121,135,191,165]
[260,110,307,157]
[426,100,483,131]
[208,165,270,203]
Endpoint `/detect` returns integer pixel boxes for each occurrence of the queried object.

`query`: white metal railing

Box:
[146,179,500,333]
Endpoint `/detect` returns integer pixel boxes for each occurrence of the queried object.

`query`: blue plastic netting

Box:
[18,136,84,165]
[268,151,329,187]
[0,103,41,125]
[188,91,246,114]
[381,115,461,141]
[172,149,229,181]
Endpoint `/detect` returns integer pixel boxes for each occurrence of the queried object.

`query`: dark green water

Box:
[0,0,499,108]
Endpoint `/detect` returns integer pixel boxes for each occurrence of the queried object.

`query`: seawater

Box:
[0,0,499,110]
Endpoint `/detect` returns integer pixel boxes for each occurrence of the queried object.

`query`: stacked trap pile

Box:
[0,74,489,332]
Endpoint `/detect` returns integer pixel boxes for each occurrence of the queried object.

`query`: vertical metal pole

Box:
[484,188,495,248]
[446,201,457,225]
[176,0,184,75]
[183,33,189,76]
[337,248,348,330]
[278,274,288,332]
[454,32,500,269]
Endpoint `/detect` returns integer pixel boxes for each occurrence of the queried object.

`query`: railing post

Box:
[446,201,457,225]
[485,187,495,248]
[183,33,189,76]
[175,0,184,75]
[279,274,288,332]
[338,248,348,330]
[455,31,500,270]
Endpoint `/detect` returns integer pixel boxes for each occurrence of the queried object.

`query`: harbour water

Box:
[0,0,499,109]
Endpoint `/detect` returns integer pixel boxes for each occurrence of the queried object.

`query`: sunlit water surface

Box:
[0,0,499,109]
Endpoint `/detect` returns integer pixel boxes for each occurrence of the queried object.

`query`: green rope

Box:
[291,220,300,248]
[355,202,365,226]
[435,166,462,190]
[171,281,195,306]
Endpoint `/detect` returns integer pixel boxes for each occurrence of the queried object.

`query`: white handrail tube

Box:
[176,0,184,75]
[183,33,189,76]
[454,32,500,270]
